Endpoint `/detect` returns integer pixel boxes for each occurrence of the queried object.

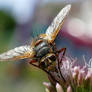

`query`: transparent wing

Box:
[0,45,34,61]
[45,4,71,43]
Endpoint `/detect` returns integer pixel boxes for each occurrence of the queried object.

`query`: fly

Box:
[0,5,71,82]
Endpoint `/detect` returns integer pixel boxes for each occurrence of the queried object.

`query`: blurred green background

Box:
[0,0,92,92]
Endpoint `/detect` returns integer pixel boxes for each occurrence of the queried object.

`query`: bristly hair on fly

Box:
[32,24,48,38]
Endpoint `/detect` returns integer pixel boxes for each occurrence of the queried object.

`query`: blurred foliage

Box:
[0,11,15,30]
[0,11,16,51]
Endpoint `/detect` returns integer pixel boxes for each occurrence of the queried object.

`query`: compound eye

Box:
[49,55,56,61]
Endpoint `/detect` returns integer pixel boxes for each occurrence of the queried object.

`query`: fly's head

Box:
[39,53,57,71]
[28,35,57,71]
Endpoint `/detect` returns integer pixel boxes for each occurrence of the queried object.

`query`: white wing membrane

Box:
[0,45,34,61]
[45,4,71,42]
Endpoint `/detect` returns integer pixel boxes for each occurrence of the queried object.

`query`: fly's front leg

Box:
[56,48,66,82]
[57,48,66,56]
[28,59,40,69]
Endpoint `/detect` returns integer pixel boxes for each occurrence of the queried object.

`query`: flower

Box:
[43,56,92,92]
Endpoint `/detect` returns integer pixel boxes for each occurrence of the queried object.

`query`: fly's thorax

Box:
[39,53,57,71]
[34,41,49,58]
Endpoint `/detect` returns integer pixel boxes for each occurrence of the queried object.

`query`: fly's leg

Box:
[57,48,66,57]
[28,59,40,69]
[57,48,66,63]
[57,48,66,82]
